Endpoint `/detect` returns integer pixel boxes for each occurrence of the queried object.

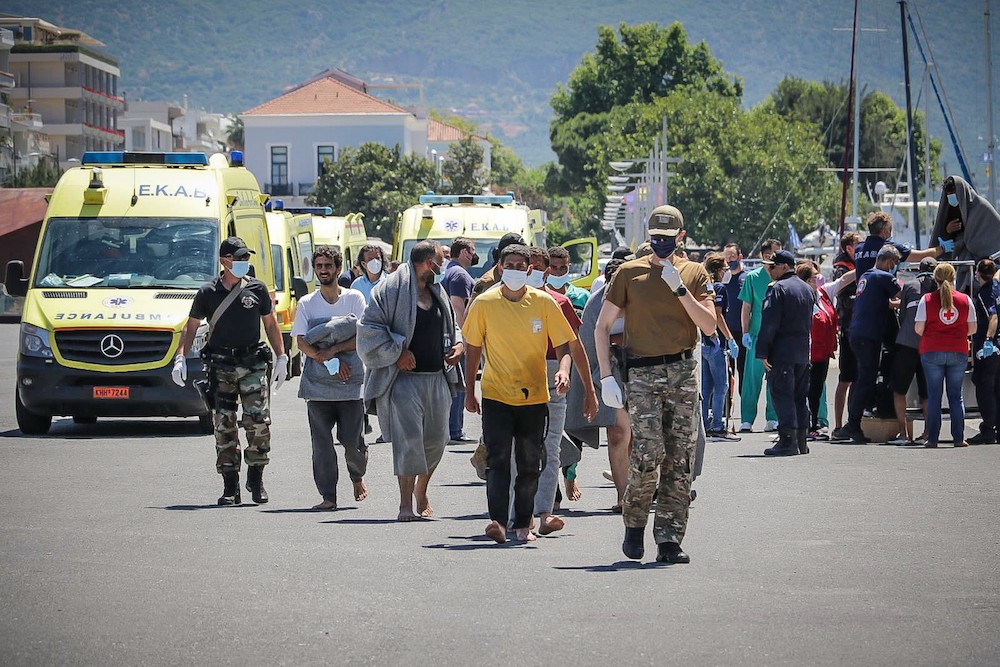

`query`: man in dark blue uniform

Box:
[835,245,903,443]
[853,211,951,276]
[970,259,1000,444]
[755,250,815,456]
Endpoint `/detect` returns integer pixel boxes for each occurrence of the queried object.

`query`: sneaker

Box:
[738,422,753,433]
[764,420,779,432]
[712,430,741,442]
[830,427,851,441]
[968,432,998,445]
[450,433,477,443]
[807,429,830,441]
[887,437,912,446]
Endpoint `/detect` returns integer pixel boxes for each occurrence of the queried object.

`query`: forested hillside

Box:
[4,0,996,179]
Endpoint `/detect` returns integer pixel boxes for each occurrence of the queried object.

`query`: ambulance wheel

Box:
[197,414,214,435]
[16,391,51,435]
[72,416,97,424]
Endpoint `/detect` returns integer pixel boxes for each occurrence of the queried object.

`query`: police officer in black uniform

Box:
[755,250,815,456]
[175,237,287,505]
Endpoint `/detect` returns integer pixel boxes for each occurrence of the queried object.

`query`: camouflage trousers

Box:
[623,358,698,545]
[211,358,271,473]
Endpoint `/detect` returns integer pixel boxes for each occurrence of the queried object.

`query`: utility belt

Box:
[612,345,693,382]
[202,342,272,369]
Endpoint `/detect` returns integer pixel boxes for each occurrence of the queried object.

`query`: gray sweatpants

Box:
[381,372,450,477]
[534,359,567,515]
[307,399,368,504]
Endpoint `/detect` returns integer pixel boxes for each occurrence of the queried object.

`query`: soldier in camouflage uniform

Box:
[594,206,718,564]
[174,237,288,506]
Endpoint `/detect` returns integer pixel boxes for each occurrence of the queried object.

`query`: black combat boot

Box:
[246,466,269,504]
[218,470,241,506]
[764,428,798,456]
[622,526,645,560]
[797,428,810,455]
[656,541,690,564]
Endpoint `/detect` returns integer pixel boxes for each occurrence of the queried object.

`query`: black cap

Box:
[763,249,796,267]
[219,236,254,260]
[611,247,631,260]
[497,232,525,252]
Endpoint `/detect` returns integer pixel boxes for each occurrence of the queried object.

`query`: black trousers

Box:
[767,361,811,430]
[847,336,882,429]
[973,355,1000,435]
[808,359,830,430]
[482,399,547,530]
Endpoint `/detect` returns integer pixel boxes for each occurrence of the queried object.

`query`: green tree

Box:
[308,143,436,241]
[226,113,244,151]
[442,136,485,195]
[488,141,525,189]
[3,158,61,187]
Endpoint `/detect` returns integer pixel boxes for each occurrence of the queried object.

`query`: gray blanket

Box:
[565,286,619,448]
[356,262,463,404]
[297,314,363,401]
[930,175,1000,263]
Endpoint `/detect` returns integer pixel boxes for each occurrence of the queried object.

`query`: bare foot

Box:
[513,527,537,542]
[398,507,419,522]
[485,520,506,543]
[565,479,582,502]
[353,480,368,502]
[415,494,434,517]
[311,500,337,511]
[537,514,565,536]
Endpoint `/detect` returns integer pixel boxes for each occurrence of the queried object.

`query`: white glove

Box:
[660,260,683,291]
[171,354,187,387]
[721,270,732,284]
[600,376,624,409]
[272,353,289,392]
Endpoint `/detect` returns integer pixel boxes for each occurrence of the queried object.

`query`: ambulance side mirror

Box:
[4,260,27,297]
[291,276,309,301]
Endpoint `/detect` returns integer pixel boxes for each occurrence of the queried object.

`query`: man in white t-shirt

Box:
[292,246,369,510]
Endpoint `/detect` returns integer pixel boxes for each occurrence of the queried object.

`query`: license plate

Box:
[93,386,130,399]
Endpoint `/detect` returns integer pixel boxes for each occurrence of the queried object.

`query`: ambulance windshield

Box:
[33,217,219,289]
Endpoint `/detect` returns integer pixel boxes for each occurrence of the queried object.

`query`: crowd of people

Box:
[169,197,1000,564]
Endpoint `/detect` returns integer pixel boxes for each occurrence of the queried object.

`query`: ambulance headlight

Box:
[21,323,54,358]
[189,321,210,357]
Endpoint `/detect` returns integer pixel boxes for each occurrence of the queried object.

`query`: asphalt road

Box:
[1,322,998,666]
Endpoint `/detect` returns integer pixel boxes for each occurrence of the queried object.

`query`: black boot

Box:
[656,541,690,564]
[622,526,644,560]
[797,428,810,455]
[246,466,268,504]
[764,428,798,456]
[218,470,241,506]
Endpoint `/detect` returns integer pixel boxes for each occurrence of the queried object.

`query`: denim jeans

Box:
[920,351,967,445]
[701,343,728,431]
[449,356,467,439]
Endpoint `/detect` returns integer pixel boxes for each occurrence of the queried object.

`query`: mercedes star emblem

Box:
[100,334,125,359]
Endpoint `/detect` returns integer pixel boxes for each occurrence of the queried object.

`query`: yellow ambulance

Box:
[264,205,318,376]
[4,150,275,434]
[391,193,599,287]
[310,211,368,277]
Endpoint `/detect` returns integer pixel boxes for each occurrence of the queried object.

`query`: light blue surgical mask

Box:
[433,271,445,285]
[547,274,572,289]
[526,270,546,288]
[230,260,250,278]
[323,357,341,375]
[888,264,898,276]
[947,193,959,207]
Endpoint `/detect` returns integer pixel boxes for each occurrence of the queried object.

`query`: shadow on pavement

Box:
[2,419,204,440]
[553,560,672,572]
[259,507,358,514]
[438,482,485,488]
[321,517,402,525]
[552,508,617,518]
[423,535,537,551]
[442,512,490,522]
[154,504,259,511]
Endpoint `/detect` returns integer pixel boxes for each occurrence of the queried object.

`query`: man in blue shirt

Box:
[722,243,748,384]
[350,244,387,303]
[834,245,902,443]
[443,237,477,442]
[970,259,1000,444]
[853,211,951,276]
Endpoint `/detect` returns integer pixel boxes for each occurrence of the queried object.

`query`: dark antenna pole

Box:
[839,0,860,239]
[900,0,922,248]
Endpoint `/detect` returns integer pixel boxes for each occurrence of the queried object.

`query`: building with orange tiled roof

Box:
[241,69,490,203]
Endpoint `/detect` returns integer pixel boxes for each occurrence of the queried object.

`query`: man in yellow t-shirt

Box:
[463,244,597,544]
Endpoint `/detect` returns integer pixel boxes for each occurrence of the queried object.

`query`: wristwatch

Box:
[675,285,688,297]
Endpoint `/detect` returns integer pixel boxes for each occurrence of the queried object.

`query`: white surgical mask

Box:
[365,258,383,275]
[501,269,528,291]
[546,274,572,289]
[526,270,546,288]
[230,260,250,278]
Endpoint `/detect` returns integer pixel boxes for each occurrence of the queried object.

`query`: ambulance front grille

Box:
[155,292,195,300]
[54,329,174,366]
[42,291,87,298]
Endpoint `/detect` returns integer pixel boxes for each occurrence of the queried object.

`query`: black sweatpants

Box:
[973,355,1000,436]
[847,336,882,429]
[482,399,547,530]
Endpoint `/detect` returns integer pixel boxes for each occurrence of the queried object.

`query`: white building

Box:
[120,98,229,155]
[0,14,123,168]
[242,68,490,204]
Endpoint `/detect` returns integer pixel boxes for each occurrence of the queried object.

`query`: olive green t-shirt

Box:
[604,255,713,357]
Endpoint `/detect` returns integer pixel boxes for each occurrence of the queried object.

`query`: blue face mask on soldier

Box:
[650,238,677,259]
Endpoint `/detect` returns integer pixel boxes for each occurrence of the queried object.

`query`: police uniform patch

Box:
[241,294,258,309]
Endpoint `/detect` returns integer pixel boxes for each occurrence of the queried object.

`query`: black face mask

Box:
[650,239,677,259]
[471,253,480,265]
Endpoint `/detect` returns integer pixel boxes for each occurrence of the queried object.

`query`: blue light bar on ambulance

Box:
[81,151,209,166]
[229,150,244,167]
[272,201,334,215]
[418,193,514,205]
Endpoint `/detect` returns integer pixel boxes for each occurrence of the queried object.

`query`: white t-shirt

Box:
[291,288,367,336]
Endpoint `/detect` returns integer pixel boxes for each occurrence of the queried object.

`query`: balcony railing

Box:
[11,112,43,128]
[265,183,293,196]
[83,122,125,138]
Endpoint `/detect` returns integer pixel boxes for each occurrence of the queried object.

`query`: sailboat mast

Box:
[839,0,861,238]
[900,0,922,248]
[986,0,997,208]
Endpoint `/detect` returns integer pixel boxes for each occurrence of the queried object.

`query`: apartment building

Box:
[0,14,123,167]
